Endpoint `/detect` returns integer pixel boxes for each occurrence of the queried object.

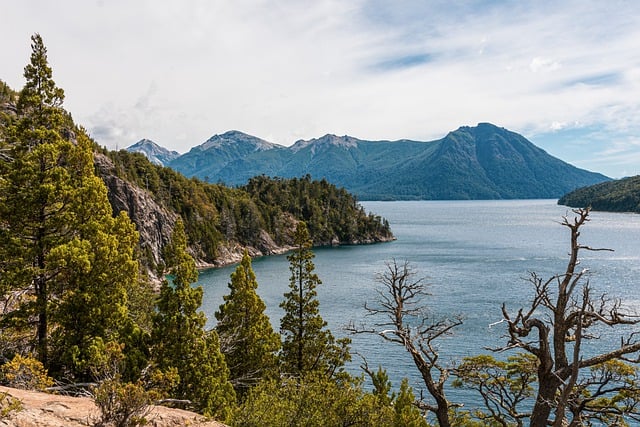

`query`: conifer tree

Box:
[215,250,280,396]
[47,131,145,380]
[279,221,350,377]
[151,220,235,418]
[0,35,143,378]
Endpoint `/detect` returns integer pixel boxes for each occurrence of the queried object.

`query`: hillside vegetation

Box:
[102,148,393,271]
[558,175,640,213]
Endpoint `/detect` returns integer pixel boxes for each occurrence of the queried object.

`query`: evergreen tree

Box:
[151,220,235,418]
[215,250,280,396]
[0,35,143,378]
[279,221,350,377]
[0,34,70,366]
[47,131,145,380]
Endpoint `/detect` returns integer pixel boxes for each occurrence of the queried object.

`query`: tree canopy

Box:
[279,221,351,377]
[216,250,280,396]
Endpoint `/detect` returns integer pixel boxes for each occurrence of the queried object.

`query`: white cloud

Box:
[529,57,562,73]
[1,0,639,176]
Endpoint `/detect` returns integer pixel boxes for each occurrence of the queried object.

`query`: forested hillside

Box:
[101,148,394,274]
[558,175,640,213]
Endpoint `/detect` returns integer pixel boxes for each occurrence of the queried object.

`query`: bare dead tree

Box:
[347,259,462,427]
[498,208,640,426]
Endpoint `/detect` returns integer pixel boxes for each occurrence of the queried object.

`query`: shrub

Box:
[0,354,53,390]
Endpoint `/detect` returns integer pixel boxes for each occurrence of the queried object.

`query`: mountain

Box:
[164,123,609,200]
[168,130,287,182]
[558,175,640,213]
[126,138,180,166]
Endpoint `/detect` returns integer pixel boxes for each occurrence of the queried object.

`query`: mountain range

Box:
[127,123,610,200]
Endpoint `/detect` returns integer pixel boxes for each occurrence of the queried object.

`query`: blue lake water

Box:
[197,199,640,407]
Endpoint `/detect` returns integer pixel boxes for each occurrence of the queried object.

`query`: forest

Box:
[558,175,640,213]
[1,34,640,427]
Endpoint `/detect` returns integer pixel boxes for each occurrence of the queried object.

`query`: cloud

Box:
[529,57,562,73]
[1,0,639,177]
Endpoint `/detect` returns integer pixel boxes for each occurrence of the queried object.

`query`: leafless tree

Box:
[498,208,640,426]
[348,259,462,427]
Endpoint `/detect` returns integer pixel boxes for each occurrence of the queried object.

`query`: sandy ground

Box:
[0,385,227,427]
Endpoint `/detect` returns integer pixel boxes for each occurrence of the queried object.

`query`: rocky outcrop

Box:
[93,154,393,277]
[93,153,292,275]
[94,153,177,281]
[0,386,226,427]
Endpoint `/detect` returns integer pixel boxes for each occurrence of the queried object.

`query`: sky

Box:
[2,0,639,178]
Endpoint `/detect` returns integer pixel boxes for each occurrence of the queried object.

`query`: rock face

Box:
[0,386,226,427]
[93,153,295,274]
[94,153,177,281]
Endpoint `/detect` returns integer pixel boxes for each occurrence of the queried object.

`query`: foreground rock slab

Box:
[0,386,226,427]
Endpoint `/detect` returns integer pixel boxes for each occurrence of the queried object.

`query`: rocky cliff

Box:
[93,154,296,276]
[94,153,178,281]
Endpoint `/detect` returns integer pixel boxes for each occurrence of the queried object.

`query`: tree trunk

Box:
[530,372,559,427]
[36,269,48,367]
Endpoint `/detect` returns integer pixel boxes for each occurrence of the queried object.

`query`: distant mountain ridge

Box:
[128,123,610,200]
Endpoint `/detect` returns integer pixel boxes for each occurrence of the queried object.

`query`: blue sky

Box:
[2,0,639,178]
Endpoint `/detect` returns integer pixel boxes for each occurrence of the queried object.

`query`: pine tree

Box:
[215,250,280,396]
[279,221,350,377]
[49,133,145,380]
[151,220,235,418]
[0,35,143,378]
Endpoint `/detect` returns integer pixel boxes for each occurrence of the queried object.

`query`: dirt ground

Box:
[0,385,227,427]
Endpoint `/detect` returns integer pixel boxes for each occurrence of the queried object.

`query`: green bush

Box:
[0,354,53,391]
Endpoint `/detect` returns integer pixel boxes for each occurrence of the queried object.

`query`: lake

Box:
[197,199,640,406]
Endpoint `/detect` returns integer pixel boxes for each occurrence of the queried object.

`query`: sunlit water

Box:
[197,199,640,408]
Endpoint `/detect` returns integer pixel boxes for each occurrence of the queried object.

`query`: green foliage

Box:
[89,341,157,427]
[0,35,143,385]
[215,250,280,397]
[394,378,428,427]
[234,374,396,426]
[0,33,74,366]
[453,353,538,425]
[279,222,351,377]
[47,145,145,380]
[559,175,640,213]
[0,79,18,104]
[151,221,235,418]
[92,379,152,427]
[364,366,427,427]
[0,354,53,390]
[566,359,640,426]
[243,175,393,245]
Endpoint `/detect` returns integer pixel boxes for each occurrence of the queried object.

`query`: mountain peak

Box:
[290,134,360,153]
[126,139,180,166]
[198,131,280,152]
